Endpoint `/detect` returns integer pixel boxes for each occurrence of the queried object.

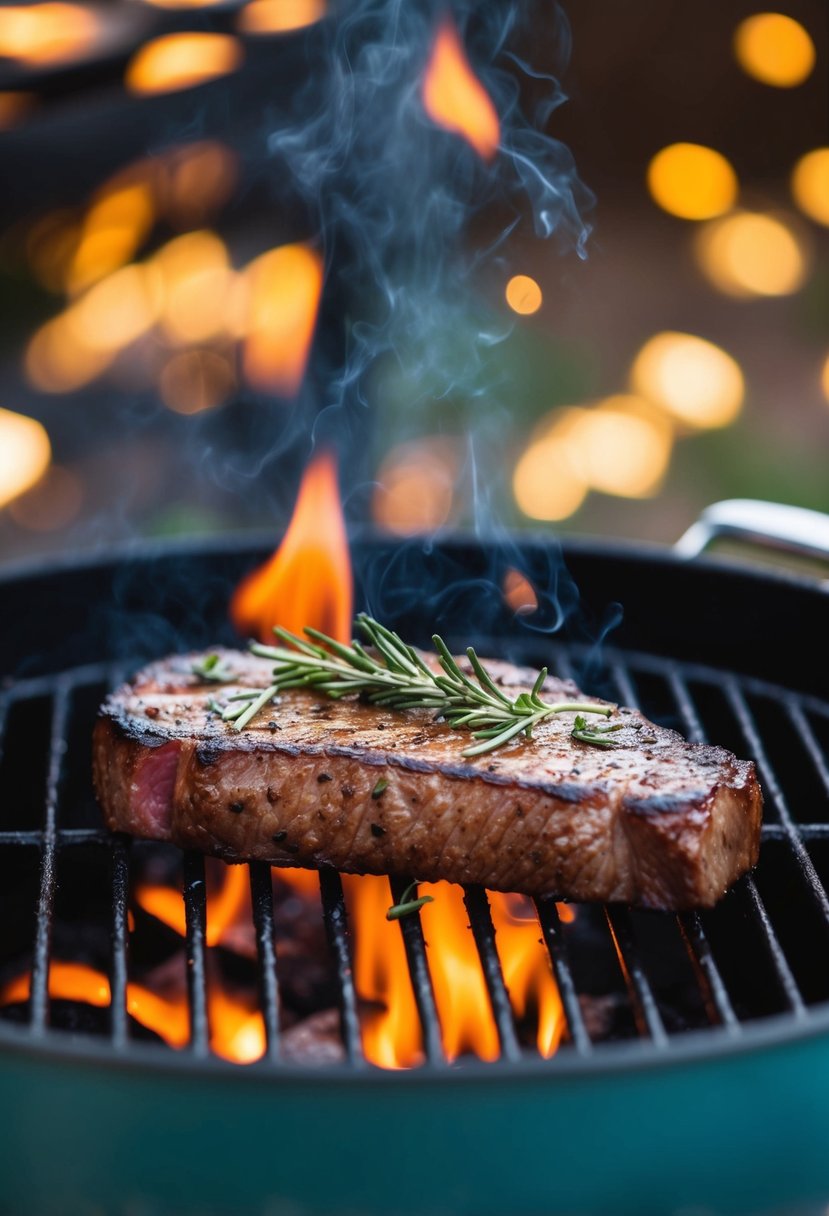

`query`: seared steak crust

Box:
[93,650,762,909]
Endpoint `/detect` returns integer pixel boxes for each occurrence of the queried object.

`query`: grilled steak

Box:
[93,649,762,909]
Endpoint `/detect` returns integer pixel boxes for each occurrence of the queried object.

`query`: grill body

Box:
[0,534,828,1216]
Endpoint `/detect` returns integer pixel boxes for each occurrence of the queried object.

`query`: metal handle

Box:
[675,499,829,562]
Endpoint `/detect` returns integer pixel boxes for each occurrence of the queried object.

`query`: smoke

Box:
[260,0,592,449]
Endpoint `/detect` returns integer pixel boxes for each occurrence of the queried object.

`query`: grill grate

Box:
[1,645,829,1070]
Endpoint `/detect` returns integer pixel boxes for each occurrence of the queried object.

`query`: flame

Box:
[242,244,323,396]
[421,883,499,1062]
[231,450,352,644]
[0,3,99,66]
[343,875,423,1069]
[422,15,500,161]
[135,860,251,948]
[489,893,565,1057]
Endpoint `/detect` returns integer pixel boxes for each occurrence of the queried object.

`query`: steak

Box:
[93,649,762,909]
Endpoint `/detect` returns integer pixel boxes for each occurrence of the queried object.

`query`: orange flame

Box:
[422,15,500,161]
[242,243,323,397]
[342,875,423,1069]
[231,450,352,645]
[489,893,566,1057]
[135,860,251,947]
[0,932,264,1063]
[421,882,499,1061]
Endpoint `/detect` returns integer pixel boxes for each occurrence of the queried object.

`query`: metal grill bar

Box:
[182,852,210,1057]
[676,911,739,1032]
[249,862,281,1062]
[786,701,829,799]
[0,828,112,846]
[5,661,121,705]
[462,886,521,1062]
[109,835,130,1048]
[318,869,364,1066]
[388,877,445,1065]
[29,682,70,1034]
[726,681,829,924]
[604,906,668,1046]
[740,875,806,1017]
[534,897,592,1055]
[663,667,745,1031]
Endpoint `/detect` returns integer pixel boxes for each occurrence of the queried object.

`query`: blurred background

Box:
[0,0,826,567]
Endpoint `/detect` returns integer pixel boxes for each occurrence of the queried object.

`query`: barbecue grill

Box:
[1,500,828,1216]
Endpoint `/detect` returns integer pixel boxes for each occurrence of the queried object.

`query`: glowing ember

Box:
[125,33,244,96]
[422,15,500,161]
[231,449,352,645]
[242,244,324,396]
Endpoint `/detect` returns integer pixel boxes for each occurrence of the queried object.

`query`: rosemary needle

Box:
[226,614,612,758]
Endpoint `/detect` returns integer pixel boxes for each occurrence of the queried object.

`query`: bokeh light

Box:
[512,435,587,521]
[237,0,326,34]
[0,91,34,129]
[243,244,323,396]
[631,332,744,429]
[821,355,829,407]
[647,143,737,221]
[563,397,673,498]
[695,210,808,297]
[373,438,459,535]
[152,230,235,345]
[0,410,51,509]
[502,568,539,615]
[791,149,829,227]
[505,275,543,315]
[8,465,83,532]
[0,3,99,66]
[159,350,236,415]
[25,317,114,393]
[125,34,243,96]
[66,182,155,294]
[734,13,815,88]
[68,263,162,353]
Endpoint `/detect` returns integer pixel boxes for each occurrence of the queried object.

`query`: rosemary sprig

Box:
[570,714,624,748]
[191,654,235,683]
[225,613,611,757]
[386,881,434,921]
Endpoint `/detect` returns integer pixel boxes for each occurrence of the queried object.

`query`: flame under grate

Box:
[1,641,828,1070]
